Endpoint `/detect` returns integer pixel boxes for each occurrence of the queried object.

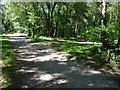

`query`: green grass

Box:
[52,44,106,65]
[26,36,107,65]
[52,43,120,68]
[0,35,20,88]
[26,36,77,42]
[26,36,119,68]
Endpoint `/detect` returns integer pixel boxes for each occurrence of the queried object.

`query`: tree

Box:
[1,2,119,42]
[116,2,120,48]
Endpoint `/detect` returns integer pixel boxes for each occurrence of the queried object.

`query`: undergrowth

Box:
[1,35,20,88]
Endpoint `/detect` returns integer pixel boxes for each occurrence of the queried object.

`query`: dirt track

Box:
[6,34,120,88]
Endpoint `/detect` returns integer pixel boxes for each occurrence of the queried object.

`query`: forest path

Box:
[6,33,119,88]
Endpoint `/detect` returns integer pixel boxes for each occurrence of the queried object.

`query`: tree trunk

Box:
[49,3,57,37]
[116,2,120,48]
[101,31,111,50]
[100,0,110,50]
[32,24,35,38]
[54,4,61,37]
[116,38,120,48]
[101,0,106,27]
[73,22,78,37]
[42,3,57,37]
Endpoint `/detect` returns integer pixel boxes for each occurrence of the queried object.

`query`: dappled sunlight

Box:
[40,74,53,81]
[29,43,41,46]
[58,62,67,65]
[6,34,19,37]
[6,34,26,37]
[39,73,62,81]
[16,46,68,62]
[6,34,119,88]
[67,42,102,45]
[88,70,101,74]
[2,0,120,87]
[28,72,69,87]
[68,65,103,76]
[18,67,39,73]
[56,79,68,84]
[70,66,79,71]
[17,52,68,62]
[88,83,94,86]
[9,39,17,42]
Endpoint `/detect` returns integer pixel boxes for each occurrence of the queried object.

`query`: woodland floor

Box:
[6,33,120,88]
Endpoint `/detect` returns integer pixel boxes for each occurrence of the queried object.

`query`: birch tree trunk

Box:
[100,0,112,50]
[116,2,120,48]
[101,0,106,27]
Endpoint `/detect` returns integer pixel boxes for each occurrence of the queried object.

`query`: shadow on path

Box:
[6,34,120,88]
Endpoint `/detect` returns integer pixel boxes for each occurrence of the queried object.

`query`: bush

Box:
[84,22,118,45]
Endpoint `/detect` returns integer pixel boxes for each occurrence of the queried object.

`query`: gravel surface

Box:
[6,34,120,88]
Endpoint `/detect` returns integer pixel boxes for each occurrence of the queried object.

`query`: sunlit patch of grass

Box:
[1,35,20,88]
[27,35,106,65]
[26,36,76,42]
[52,44,107,65]
[27,35,119,68]
[108,61,120,68]
[52,43,120,68]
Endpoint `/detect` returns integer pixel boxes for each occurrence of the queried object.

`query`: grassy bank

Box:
[26,36,76,43]
[26,36,119,68]
[0,35,19,88]
[52,43,119,68]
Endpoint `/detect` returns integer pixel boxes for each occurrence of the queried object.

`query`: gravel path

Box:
[6,34,119,88]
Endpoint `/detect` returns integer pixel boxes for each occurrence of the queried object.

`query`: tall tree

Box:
[116,2,120,48]
[101,0,106,27]
[100,0,112,49]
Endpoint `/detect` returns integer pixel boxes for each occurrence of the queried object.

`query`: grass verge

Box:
[0,34,20,88]
[51,43,120,68]
[26,36,77,43]
[27,36,120,68]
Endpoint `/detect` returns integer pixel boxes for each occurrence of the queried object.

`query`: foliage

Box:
[52,44,107,65]
[84,21,118,45]
[1,35,20,88]
[84,26,102,42]
[1,2,120,67]
[26,35,76,43]
[27,35,119,68]
[1,2,119,40]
